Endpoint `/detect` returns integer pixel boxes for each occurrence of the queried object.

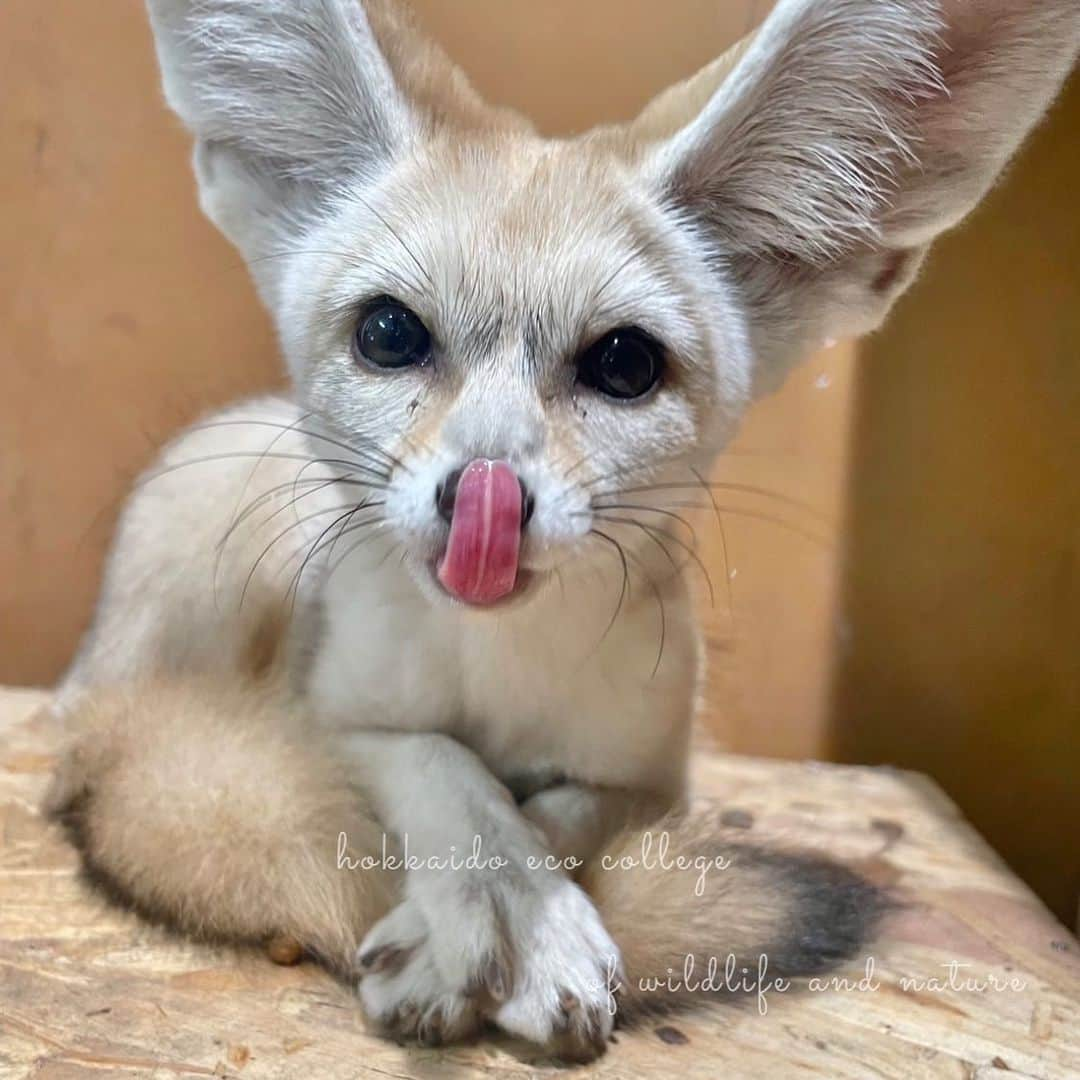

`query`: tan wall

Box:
[1,1,283,686]
[831,74,1080,925]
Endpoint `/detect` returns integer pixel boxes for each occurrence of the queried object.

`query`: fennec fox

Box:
[47,0,1078,1061]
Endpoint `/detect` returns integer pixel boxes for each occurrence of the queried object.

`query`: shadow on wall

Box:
[830,74,1080,928]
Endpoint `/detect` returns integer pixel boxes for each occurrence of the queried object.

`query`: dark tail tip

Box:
[755,848,894,977]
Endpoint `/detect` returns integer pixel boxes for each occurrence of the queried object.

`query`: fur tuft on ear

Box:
[145,0,413,296]
[149,0,406,185]
[658,0,944,266]
[648,0,1080,388]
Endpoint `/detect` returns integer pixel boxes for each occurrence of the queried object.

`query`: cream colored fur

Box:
[49,0,1078,1062]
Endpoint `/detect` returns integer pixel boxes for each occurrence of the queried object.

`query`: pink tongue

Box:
[437,459,522,605]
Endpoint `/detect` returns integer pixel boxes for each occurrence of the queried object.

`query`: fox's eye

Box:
[354,298,431,370]
[576,328,664,401]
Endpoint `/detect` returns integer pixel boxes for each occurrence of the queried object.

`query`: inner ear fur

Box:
[144,0,526,303]
[633,0,1079,386]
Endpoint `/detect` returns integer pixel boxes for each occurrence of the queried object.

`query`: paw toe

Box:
[465,949,514,1006]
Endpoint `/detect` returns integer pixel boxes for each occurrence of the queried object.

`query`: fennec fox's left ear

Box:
[646,0,1080,393]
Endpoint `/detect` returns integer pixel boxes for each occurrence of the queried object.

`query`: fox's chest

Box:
[304,556,697,791]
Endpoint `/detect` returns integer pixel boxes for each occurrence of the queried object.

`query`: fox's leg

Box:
[45,678,396,973]
[518,781,674,865]
[344,730,628,1059]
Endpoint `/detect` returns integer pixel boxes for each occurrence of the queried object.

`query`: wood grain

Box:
[2,690,1077,1079]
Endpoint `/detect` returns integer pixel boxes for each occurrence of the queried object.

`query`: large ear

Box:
[648,0,1080,393]
[145,0,414,301]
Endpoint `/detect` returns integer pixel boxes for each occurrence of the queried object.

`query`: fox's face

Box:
[284,136,750,601]
[148,0,1078,606]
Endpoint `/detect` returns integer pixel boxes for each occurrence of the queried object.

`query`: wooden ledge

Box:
[1,689,1077,1078]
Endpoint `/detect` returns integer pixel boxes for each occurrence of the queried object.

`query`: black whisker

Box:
[588,496,830,549]
[284,453,386,510]
[139,450,381,490]
[244,246,369,272]
[553,566,567,602]
[588,528,631,644]
[354,193,436,295]
[189,416,401,479]
[585,502,699,547]
[593,513,715,607]
[645,569,666,679]
[589,247,642,310]
[561,452,591,482]
[597,515,681,578]
[278,498,388,576]
[690,465,735,616]
[328,519,394,577]
[239,500,374,610]
[276,504,387,579]
[377,540,407,572]
[216,473,370,555]
[613,536,667,679]
[598,479,832,522]
[283,509,386,611]
[701,505,831,548]
[218,412,319,559]
[213,474,369,601]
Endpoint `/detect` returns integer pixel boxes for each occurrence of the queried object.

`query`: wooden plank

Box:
[1,689,1077,1079]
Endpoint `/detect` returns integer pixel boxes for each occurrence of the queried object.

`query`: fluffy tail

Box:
[47,681,883,1012]
[45,678,395,973]
[582,814,887,1017]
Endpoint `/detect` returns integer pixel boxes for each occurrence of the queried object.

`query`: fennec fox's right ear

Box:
[146,1,525,308]
[146,0,411,303]
[146,1,461,306]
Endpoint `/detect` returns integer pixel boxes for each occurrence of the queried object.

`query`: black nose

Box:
[435,468,462,523]
[435,467,534,529]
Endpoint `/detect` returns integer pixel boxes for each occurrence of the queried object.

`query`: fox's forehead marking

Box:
[310,135,711,394]
[521,303,560,373]
[444,245,595,371]
[369,202,649,374]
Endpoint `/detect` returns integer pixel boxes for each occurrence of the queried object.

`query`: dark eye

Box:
[576,328,664,401]
[354,298,431,370]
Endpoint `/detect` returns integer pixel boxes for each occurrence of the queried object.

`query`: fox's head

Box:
[148,0,1077,607]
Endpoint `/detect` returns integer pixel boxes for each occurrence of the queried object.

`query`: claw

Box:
[417,1008,445,1047]
[464,950,513,1007]
[395,1002,421,1037]
[358,943,412,975]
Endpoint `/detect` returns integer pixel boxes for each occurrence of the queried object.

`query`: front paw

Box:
[357,899,483,1047]
[494,878,622,1063]
[359,874,622,1062]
